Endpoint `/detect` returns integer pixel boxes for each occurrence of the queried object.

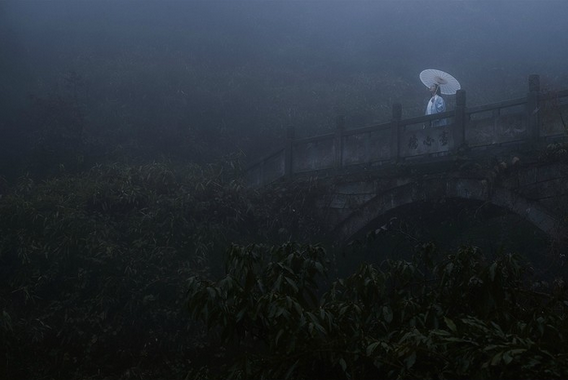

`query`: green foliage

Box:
[0,159,254,379]
[187,243,568,380]
[0,152,338,379]
[187,243,329,379]
[249,177,328,244]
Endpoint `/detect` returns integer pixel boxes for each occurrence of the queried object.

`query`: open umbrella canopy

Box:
[420,69,461,95]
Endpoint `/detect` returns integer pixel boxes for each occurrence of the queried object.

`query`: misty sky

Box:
[2,0,568,148]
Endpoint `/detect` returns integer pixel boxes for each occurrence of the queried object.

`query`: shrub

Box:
[187,243,568,379]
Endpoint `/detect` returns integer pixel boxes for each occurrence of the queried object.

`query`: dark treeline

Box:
[1,1,568,379]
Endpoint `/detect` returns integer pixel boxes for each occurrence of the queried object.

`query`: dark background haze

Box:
[2,0,568,166]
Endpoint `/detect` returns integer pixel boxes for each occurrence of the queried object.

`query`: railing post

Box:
[527,74,540,143]
[390,103,402,161]
[335,115,345,169]
[453,89,466,151]
[284,125,295,178]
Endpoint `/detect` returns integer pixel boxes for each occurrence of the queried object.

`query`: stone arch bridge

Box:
[246,75,568,244]
[314,159,568,244]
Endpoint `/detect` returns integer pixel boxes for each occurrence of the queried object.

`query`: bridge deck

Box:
[247,75,568,188]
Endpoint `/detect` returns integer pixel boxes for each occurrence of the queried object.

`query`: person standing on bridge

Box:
[420,69,461,127]
[426,83,447,127]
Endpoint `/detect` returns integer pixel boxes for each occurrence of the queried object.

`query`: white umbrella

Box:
[420,69,461,95]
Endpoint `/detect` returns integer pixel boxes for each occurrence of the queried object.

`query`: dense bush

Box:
[187,242,568,379]
[0,158,333,379]
[0,160,254,379]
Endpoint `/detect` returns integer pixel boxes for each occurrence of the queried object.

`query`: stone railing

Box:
[246,75,568,187]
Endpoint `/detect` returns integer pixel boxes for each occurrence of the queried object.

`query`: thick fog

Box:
[3,3,568,377]
[2,0,568,162]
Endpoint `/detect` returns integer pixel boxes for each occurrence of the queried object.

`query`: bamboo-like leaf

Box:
[339,358,347,372]
[284,277,299,293]
[444,316,457,333]
[405,351,416,369]
[284,359,299,380]
[366,341,381,356]
[383,306,393,323]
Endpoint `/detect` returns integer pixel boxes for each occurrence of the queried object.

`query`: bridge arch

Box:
[333,177,561,243]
